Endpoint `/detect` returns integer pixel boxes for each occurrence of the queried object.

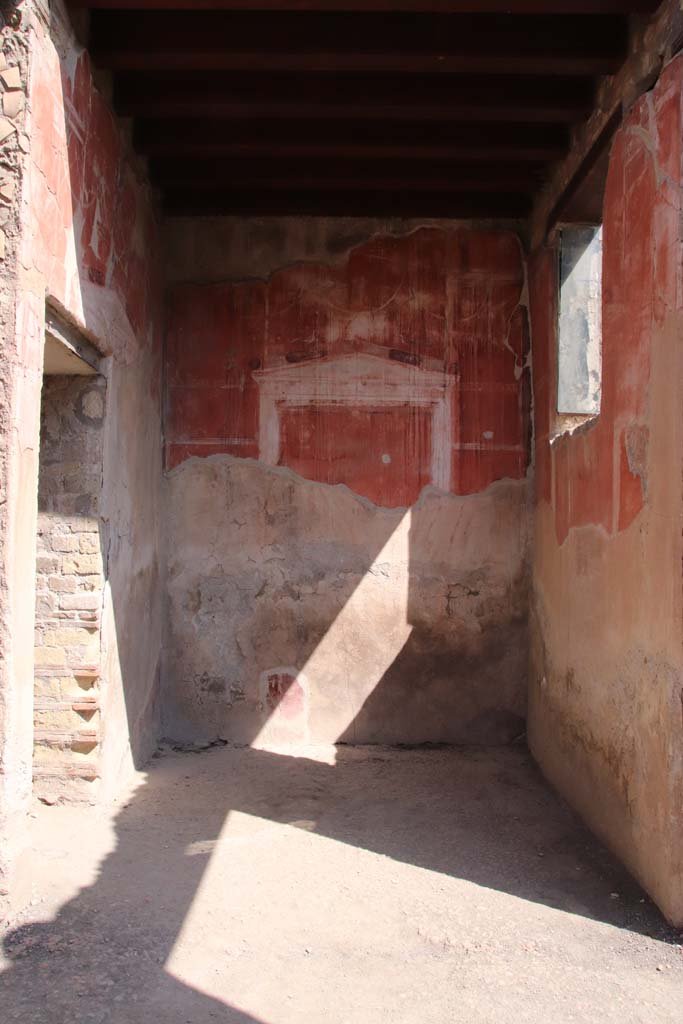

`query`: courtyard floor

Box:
[1,744,681,1023]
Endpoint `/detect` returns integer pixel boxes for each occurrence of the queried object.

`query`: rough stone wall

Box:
[0,0,43,914]
[34,375,106,801]
[528,57,683,926]
[0,0,164,911]
[163,220,530,747]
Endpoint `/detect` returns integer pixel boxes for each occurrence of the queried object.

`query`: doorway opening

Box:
[32,311,106,804]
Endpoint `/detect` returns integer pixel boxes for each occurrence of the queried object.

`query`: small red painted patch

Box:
[266,672,304,720]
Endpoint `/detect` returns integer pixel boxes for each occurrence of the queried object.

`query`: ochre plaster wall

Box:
[528,58,683,926]
[163,222,531,746]
[0,1,164,907]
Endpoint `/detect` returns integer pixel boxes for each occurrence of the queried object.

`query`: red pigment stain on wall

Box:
[529,58,683,543]
[166,228,530,507]
[265,672,304,720]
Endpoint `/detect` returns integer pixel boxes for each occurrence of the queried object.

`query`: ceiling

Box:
[67,1,663,219]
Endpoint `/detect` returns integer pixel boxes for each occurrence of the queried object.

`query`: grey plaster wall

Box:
[163,457,529,748]
[98,346,164,795]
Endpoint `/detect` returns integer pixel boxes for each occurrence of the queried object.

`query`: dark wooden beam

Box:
[159,177,537,194]
[114,72,595,124]
[143,140,563,162]
[531,0,683,244]
[89,12,628,76]
[545,106,621,230]
[161,188,532,218]
[134,118,568,162]
[70,1,661,13]
[150,157,544,192]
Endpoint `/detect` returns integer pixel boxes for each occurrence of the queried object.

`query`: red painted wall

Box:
[27,41,161,359]
[530,57,682,543]
[528,56,683,926]
[166,227,530,507]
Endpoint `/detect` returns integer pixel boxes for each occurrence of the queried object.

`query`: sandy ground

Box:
[0,744,681,1024]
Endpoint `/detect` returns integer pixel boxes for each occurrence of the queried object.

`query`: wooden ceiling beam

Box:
[89,11,628,76]
[149,156,545,190]
[70,1,661,14]
[95,52,623,77]
[134,119,569,162]
[141,140,563,162]
[67,1,673,220]
[531,0,683,243]
[161,188,533,218]
[117,96,589,125]
[157,177,537,193]
[114,72,595,124]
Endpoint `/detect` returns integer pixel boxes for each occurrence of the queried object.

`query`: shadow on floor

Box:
[0,744,678,1023]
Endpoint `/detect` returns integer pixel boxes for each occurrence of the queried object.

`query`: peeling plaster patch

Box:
[163,217,526,285]
[624,423,649,495]
[165,225,531,502]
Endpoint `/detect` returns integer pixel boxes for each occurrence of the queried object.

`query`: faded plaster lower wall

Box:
[165,460,528,747]
[163,219,530,746]
[528,58,683,926]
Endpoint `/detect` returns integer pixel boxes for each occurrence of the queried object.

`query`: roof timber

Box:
[88,12,629,76]
[532,0,683,242]
[114,73,596,125]
[66,1,674,220]
[69,1,661,12]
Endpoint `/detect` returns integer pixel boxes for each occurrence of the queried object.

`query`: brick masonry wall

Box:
[33,374,106,800]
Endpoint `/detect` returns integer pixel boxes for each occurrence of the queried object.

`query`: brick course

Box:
[33,375,106,801]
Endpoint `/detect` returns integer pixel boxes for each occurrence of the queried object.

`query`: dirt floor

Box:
[0,744,681,1023]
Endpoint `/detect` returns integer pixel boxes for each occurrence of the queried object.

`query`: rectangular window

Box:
[557,225,602,416]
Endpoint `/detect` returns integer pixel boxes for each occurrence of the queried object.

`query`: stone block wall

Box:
[0,44,24,264]
[33,374,106,801]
